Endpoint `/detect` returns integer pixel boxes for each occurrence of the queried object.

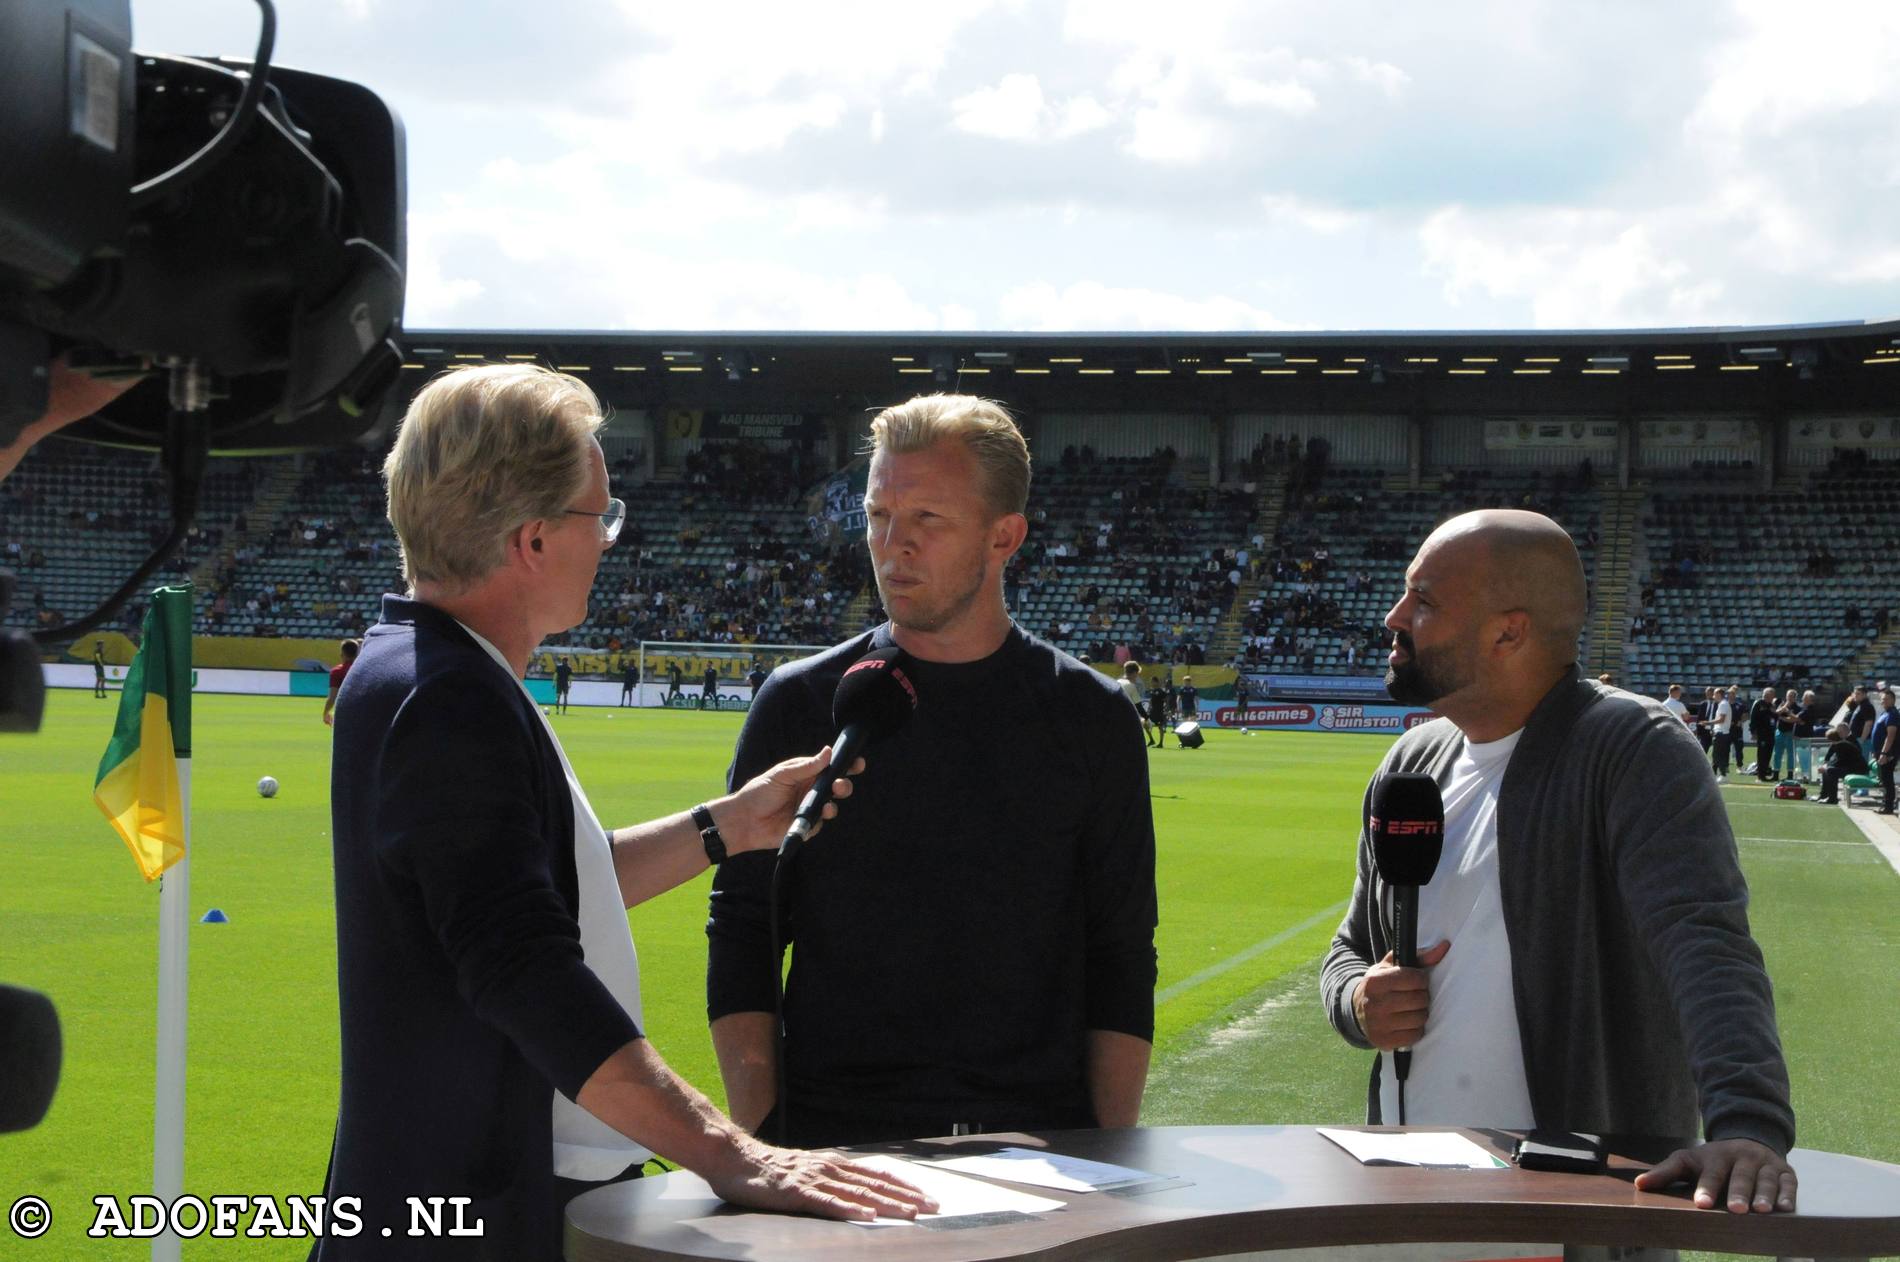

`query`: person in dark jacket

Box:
[1814,724,1870,804]
[318,365,929,1260]
[1750,686,1779,781]
[1325,509,1797,1217]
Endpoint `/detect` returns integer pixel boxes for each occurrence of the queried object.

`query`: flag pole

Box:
[88,582,194,1261]
[153,769,188,1262]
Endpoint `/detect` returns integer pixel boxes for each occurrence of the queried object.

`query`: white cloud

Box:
[1418,207,1723,328]
[1689,0,1900,142]
[1223,76,1319,116]
[1345,56,1409,99]
[952,73,1049,142]
[996,281,1287,331]
[950,74,1112,144]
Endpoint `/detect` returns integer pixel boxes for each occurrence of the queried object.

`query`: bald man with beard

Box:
[1321,510,1798,1219]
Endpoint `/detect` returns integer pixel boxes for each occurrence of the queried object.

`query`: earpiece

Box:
[531,538,543,552]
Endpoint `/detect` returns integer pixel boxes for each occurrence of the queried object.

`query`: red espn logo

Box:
[1370,817,1442,836]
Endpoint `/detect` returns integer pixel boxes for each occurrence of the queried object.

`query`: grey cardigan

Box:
[1320,666,1795,1154]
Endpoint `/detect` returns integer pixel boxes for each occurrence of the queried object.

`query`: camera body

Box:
[0,0,408,454]
[0,0,409,730]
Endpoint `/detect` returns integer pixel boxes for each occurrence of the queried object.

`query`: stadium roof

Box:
[400,317,1900,417]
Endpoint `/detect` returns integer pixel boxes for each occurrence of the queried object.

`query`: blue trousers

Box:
[1771,731,1794,779]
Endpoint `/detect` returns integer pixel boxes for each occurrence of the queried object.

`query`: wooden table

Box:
[565,1126,1900,1261]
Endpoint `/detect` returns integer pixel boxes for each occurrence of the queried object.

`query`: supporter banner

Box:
[1638,417,1752,447]
[807,459,869,539]
[1788,416,1900,449]
[1483,419,1618,451]
[1211,701,1437,733]
[662,408,825,442]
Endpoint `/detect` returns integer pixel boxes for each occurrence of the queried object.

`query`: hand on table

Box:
[1634,1137,1797,1214]
[706,1142,938,1221]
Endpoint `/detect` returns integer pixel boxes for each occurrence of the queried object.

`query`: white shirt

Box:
[459,622,653,1179]
[1714,699,1733,728]
[1663,697,1690,723]
[1378,728,1535,1128]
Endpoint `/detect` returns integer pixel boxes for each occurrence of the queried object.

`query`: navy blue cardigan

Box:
[315,597,639,1259]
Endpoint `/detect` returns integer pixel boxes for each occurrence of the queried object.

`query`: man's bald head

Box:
[1421,509,1588,664]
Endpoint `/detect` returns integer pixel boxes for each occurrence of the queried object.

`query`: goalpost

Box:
[634,640,830,711]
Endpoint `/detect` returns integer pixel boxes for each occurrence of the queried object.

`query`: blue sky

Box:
[136,0,1900,332]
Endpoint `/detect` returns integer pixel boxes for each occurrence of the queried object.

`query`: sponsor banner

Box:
[1212,701,1437,733]
[662,408,825,443]
[43,663,291,696]
[1484,418,1619,451]
[1638,417,1753,448]
[1243,673,1392,701]
[1788,415,1900,449]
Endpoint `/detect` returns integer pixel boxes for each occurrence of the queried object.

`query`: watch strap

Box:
[691,802,727,865]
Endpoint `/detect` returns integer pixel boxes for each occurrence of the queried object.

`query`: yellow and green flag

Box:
[94,585,194,881]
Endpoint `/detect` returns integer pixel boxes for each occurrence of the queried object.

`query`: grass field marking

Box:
[1733,835,1867,847]
[1155,900,1348,1006]
[1837,804,1900,877]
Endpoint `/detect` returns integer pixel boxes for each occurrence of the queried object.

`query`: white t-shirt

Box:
[1714,699,1733,728]
[1663,697,1690,723]
[460,623,653,1179]
[1378,728,1535,1128]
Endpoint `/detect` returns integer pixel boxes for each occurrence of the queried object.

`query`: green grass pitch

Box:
[2,692,1896,1258]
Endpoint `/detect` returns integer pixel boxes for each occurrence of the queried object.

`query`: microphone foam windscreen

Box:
[0,984,62,1133]
[1369,772,1446,887]
[832,646,919,740]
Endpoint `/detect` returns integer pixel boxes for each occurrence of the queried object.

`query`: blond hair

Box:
[384,364,604,590]
[866,393,1030,517]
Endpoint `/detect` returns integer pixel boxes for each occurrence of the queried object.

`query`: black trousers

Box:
[1712,731,1732,774]
[1753,731,1774,778]
[1881,759,1897,812]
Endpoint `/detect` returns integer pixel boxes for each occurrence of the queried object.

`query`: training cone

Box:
[200,909,229,924]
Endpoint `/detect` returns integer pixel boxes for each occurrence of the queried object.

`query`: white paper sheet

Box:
[931,1147,1165,1193]
[845,1155,1068,1227]
[1316,1128,1508,1169]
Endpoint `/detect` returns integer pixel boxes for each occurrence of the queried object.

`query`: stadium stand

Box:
[1624,464,1897,698]
[1003,448,1255,665]
[0,439,266,635]
[4,401,1892,715]
[1234,465,1602,676]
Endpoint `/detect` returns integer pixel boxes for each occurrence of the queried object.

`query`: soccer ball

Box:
[257,776,279,799]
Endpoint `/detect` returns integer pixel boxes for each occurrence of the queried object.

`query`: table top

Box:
[565,1126,1900,1262]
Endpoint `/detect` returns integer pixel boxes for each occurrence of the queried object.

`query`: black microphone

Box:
[780,646,919,854]
[0,984,62,1133]
[1368,772,1445,1110]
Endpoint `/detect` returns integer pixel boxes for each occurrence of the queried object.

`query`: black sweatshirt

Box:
[707,624,1156,1129]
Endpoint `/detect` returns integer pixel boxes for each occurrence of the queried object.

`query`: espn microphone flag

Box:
[93,584,194,880]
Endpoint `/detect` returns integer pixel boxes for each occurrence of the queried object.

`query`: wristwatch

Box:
[690,803,728,865]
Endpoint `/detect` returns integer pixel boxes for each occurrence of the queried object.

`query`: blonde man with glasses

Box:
[318,365,930,1260]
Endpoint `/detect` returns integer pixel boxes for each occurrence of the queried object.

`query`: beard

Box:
[1384,630,1472,706]
[877,564,987,634]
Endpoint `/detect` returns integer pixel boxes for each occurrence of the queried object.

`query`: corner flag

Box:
[93,585,194,881]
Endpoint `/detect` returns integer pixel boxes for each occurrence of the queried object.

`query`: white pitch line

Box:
[1156,900,1347,1006]
[1836,804,1900,878]
[1733,835,1865,847]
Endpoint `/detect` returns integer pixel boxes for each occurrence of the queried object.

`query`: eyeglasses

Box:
[563,497,625,545]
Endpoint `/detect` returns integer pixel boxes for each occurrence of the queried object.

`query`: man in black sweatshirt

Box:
[707,395,1157,1148]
